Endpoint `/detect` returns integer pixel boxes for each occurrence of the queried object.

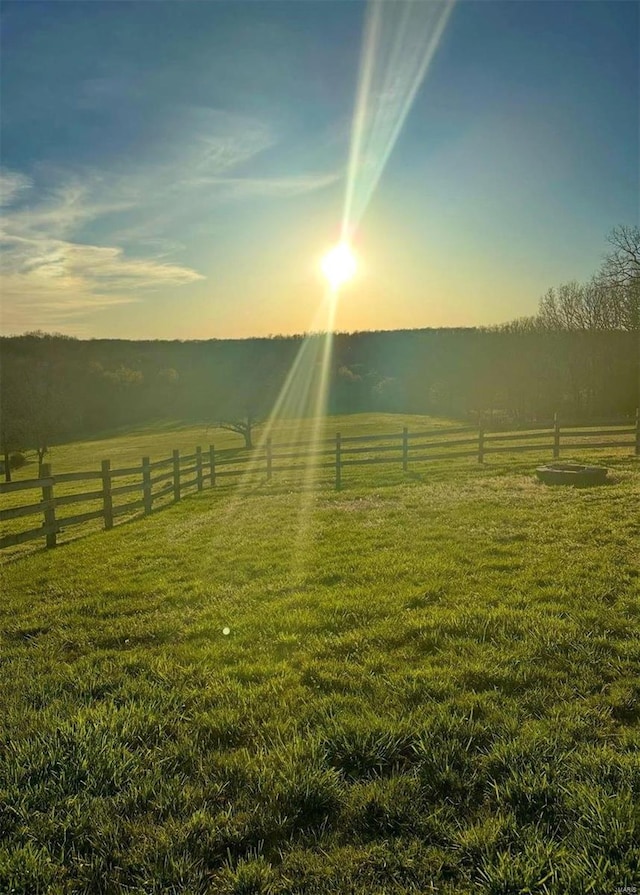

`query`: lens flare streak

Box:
[342,0,455,238]
[208,0,455,575]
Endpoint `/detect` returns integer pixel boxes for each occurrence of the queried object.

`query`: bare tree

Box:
[493,316,540,334]
[218,411,258,449]
[554,278,626,330]
[0,355,26,482]
[596,225,640,331]
[601,225,640,286]
[0,417,23,483]
[534,227,639,332]
[537,281,597,330]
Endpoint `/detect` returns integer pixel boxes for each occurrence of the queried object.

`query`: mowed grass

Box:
[0,445,639,893]
[1,414,464,558]
[6,413,461,479]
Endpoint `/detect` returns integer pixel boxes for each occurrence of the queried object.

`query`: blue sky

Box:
[1,0,637,338]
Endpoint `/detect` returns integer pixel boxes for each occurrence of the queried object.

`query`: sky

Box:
[0,0,638,339]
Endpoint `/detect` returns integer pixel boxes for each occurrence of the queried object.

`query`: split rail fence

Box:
[1,413,638,552]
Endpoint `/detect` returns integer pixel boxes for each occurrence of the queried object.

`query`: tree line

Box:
[503,225,639,333]
[1,226,637,478]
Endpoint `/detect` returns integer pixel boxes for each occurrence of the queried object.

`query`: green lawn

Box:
[0,425,638,893]
[6,413,461,479]
[2,413,465,559]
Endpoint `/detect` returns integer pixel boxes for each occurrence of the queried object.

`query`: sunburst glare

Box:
[202,0,455,576]
[320,243,358,290]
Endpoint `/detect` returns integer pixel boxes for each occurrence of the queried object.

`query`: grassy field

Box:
[5,413,463,479]
[3,411,634,561]
[1,413,466,559]
[1,417,638,893]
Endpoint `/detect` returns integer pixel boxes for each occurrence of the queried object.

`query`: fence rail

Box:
[1,412,638,553]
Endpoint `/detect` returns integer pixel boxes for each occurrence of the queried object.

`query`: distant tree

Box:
[218,410,258,449]
[0,361,26,482]
[494,226,639,419]
[157,367,179,385]
[213,344,290,447]
[86,363,145,429]
[333,364,364,413]
[532,227,639,333]
[18,362,58,468]
[600,225,640,289]
[0,370,61,477]
[536,279,619,331]
[372,376,403,412]
[595,224,640,331]
[0,430,21,481]
[493,316,540,334]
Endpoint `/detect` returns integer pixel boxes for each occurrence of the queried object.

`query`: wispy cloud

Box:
[183,171,339,199]
[4,180,136,240]
[0,174,204,332]
[1,106,337,333]
[185,107,276,176]
[0,229,204,333]
[0,168,33,206]
[1,232,204,292]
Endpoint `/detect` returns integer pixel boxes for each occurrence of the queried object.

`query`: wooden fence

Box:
[1,413,638,552]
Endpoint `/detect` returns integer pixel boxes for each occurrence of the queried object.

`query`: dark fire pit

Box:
[536,463,608,486]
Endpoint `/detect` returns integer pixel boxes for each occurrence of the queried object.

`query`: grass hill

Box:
[0,418,638,893]
[4,413,459,479]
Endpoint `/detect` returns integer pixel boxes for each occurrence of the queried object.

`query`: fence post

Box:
[196,446,203,492]
[266,437,272,482]
[173,449,181,502]
[41,462,57,548]
[402,426,409,472]
[478,419,484,464]
[335,432,342,491]
[636,408,640,457]
[209,444,216,487]
[101,459,113,530]
[142,456,152,515]
[553,412,560,459]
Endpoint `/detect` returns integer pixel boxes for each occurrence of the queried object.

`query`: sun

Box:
[320,242,357,289]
